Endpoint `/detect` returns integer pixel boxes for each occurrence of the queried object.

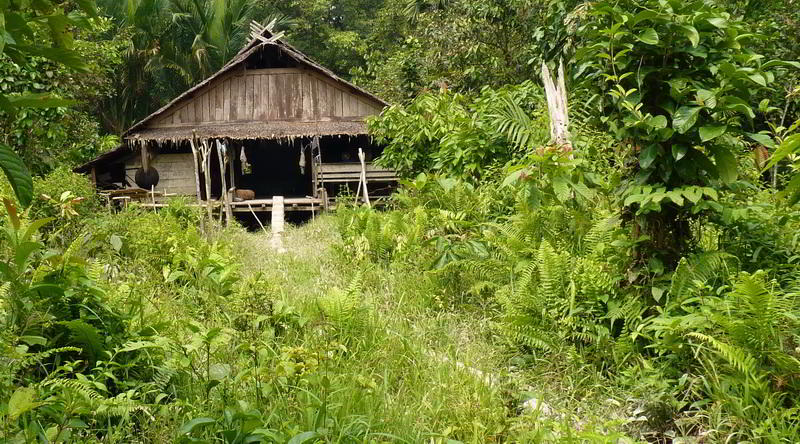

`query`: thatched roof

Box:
[126,120,369,143]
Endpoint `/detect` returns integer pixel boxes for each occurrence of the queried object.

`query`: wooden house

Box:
[75,25,396,215]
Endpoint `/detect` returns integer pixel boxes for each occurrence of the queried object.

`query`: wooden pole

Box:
[201,140,214,223]
[247,203,269,236]
[189,133,203,205]
[189,134,206,233]
[229,142,237,191]
[216,140,233,225]
[358,148,371,208]
[270,196,286,253]
[141,142,150,173]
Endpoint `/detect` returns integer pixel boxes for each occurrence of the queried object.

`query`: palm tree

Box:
[96,0,259,131]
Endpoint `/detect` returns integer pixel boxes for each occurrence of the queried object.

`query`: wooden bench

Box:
[316,162,398,184]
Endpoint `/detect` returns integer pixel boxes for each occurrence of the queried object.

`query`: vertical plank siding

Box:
[149,68,383,128]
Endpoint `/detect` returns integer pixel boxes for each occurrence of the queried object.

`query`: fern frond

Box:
[506,317,558,352]
[14,346,82,371]
[44,378,105,400]
[670,252,735,301]
[688,332,758,377]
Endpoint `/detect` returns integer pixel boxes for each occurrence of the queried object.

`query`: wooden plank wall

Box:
[125,153,197,195]
[150,68,383,128]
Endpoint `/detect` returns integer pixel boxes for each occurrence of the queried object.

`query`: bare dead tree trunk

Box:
[541,59,571,149]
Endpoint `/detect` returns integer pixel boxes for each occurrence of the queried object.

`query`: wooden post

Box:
[200,140,214,223]
[141,142,150,173]
[358,148,371,208]
[189,133,203,205]
[270,196,286,253]
[228,142,237,191]
[216,140,233,225]
[541,59,570,149]
[90,166,97,186]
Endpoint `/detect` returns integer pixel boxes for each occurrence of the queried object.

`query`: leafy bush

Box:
[369,81,548,180]
[575,0,799,264]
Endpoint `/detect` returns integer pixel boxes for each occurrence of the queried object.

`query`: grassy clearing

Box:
[224,216,636,443]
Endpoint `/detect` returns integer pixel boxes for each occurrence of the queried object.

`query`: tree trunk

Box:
[541,59,571,149]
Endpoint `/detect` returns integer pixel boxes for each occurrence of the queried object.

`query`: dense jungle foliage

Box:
[2,0,800,442]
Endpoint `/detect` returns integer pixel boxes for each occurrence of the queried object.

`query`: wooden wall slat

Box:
[320,80,331,117]
[141,69,386,129]
[342,91,352,117]
[209,87,216,121]
[302,74,313,120]
[292,74,303,118]
[268,75,279,120]
[260,74,270,120]
[278,75,288,120]
[358,99,369,116]
[230,77,239,120]
[252,74,262,120]
[246,75,254,120]
[327,85,336,118]
[223,79,231,121]
[334,89,343,117]
[238,76,246,119]
[311,75,320,118]
[215,83,224,121]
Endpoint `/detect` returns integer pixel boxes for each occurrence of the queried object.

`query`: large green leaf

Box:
[672,144,688,161]
[9,387,44,420]
[288,432,321,444]
[0,144,33,208]
[699,125,727,142]
[552,174,571,202]
[640,144,660,168]
[710,146,737,184]
[679,25,699,47]
[673,106,702,134]
[177,417,216,436]
[761,60,800,70]
[746,132,776,149]
[636,28,659,45]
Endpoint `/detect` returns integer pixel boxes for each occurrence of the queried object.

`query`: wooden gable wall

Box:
[148,68,383,129]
